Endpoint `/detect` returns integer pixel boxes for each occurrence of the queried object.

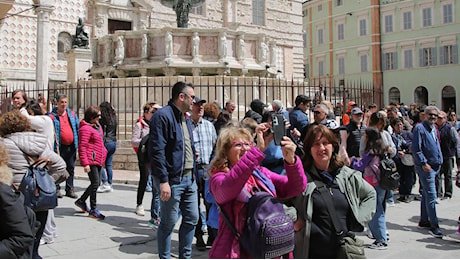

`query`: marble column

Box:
[35,4,54,91]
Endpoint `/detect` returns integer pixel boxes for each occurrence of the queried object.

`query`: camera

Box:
[271,114,286,146]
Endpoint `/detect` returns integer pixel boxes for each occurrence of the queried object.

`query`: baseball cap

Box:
[351,107,363,115]
[193,96,206,104]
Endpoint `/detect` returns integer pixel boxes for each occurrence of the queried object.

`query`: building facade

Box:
[0,0,305,91]
[303,0,460,111]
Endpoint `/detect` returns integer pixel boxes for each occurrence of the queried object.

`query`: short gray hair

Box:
[315,104,329,114]
[424,105,439,114]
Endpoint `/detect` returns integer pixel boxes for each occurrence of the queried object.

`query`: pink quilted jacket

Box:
[209,146,307,259]
[78,120,107,166]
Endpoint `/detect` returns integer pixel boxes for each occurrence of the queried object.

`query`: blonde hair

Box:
[0,143,12,185]
[208,126,253,176]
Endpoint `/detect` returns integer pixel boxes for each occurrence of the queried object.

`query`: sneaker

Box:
[366,228,375,239]
[40,237,54,245]
[148,217,160,229]
[202,226,208,235]
[428,228,443,238]
[74,199,90,213]
[145,186,153,192]
[97,185,107,193]
[135,205,145,216]
[89,208,105,220]
[104,183,113,192]
[447,231,460,242]
[367,241,388,250]
[65,189,78,199]
[386,201,395,207]
[418,221,431,229]
[56,189,63,198]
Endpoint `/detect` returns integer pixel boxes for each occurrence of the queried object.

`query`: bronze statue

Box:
[161,0,204,28]
[72,17,89,48]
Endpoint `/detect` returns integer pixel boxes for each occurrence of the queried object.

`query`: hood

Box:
[6,132,47,157]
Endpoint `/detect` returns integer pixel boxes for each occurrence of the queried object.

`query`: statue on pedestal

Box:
[72,18,89,49]
[161,0,205,28]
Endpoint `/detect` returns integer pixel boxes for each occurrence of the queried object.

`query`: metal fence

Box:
[0,76,380,141]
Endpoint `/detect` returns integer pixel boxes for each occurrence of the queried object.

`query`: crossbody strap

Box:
[217,205,240,239]
[314,181,345,239]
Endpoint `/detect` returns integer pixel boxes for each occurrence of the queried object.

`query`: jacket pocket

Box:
[92,151,96,162]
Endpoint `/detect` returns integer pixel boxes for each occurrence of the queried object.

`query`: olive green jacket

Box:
[292,166,376,258]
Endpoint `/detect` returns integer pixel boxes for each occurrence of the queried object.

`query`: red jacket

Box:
[78,120,107,166]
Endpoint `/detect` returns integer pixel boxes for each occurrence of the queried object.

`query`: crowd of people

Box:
[1,83,460,259]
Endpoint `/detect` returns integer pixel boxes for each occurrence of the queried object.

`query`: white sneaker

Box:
[136,205,145,216]
[447,231,460,242]
[97,185,107,193]
[40,237,54,245]
[104,183,113,192]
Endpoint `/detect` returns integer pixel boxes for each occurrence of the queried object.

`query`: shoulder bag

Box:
[315,181,366,259]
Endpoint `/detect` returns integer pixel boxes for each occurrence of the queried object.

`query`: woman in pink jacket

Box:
[208,124,307,258]
[74,105,107,220]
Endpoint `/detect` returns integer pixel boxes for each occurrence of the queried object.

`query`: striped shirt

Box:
[192,118,217,165]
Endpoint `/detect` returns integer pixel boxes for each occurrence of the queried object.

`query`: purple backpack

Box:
[219,169,295,258]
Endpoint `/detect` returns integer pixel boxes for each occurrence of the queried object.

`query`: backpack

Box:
[218,169,295,258]
[19,160,58,212]
[378,155,400,190]
[136,134,149,164]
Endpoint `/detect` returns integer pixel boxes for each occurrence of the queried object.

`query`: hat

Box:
[348,101,357,108]
[193,96,206,104]
[351,107,363,115]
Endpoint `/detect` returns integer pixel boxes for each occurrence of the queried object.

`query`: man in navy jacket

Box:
[149,81,198,259]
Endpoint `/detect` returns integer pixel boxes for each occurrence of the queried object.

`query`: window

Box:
[360,55,368,72]
[419,47,437,67]
[336,0,343,6]
[422,8,432,27]
[318,61,324,76]
[190,5,203,15]
[338,57,345,74]
[384,15,393,33]
[440,45,458,65]
[359,19,367,36]
[443,4,453,24]
[404,49,413,68]
[403,11,412,30]
[108,19,132,34]
[318,4,322,11]
[383,52,397,70]
[318,28,324,44]
[337,24,344,40]
[252,0,264,26]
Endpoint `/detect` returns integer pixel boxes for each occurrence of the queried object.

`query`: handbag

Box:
[401,153,414,166]
[316,181,366,259]
[19,158,58,212]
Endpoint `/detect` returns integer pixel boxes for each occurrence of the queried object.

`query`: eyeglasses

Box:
[182,92,195,100]
[428,113,438,117]
[313,110,322,115]
[232,141,254,149]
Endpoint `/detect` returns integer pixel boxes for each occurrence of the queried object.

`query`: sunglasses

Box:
[313,110,322,114]
[428,113,438,117]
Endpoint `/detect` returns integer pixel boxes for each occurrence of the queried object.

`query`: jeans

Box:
[157,174,198,259]
[436,157,454,198]
[79,166,101,210]
[101,141,117,185]
[150,174,161,220]
[195,168,207,239]
[368,185,387,243]
[59,145,76,192]
[416,165,440,228]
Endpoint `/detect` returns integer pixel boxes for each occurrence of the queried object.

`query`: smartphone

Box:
[271,114,286,146]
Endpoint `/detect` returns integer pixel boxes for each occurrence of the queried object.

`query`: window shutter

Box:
[439,46,445,65]
[431,47,437,66]
[393,52,398,70]
[453,44,458,64]
[382,53,387,70]
[419,49,424,67]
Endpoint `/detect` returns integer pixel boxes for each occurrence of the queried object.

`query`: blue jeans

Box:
[59,145,76,192]
[151,175,161,220]
[157,175,198,259]
[416,165,440,227]
[368,185,387,243]
[101,141,117,185]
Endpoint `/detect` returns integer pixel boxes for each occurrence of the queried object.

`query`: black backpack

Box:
[379,155,400,190]
[136,134,149,163]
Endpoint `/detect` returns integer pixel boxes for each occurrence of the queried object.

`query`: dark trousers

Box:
[33,210,49,259]
[397,162,415,196]
[137,162,149,205]
[194,168,206,239]
[58,145,76,192]
[79,166,101,210]
[436,157,454,198]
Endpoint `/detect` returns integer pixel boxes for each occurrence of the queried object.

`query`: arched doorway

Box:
[414,86,428,107]
[442,85,456,112]
[389,87,400,104]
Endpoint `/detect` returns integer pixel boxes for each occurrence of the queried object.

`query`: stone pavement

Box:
[39,167,460,258]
